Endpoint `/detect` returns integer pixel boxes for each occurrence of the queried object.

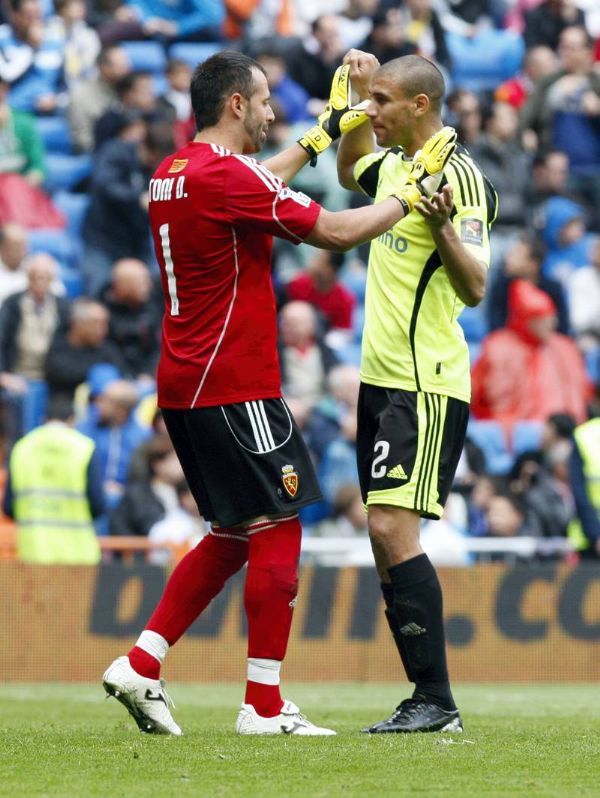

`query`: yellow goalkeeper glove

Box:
[298,64,369,166]
[391,126,457,214]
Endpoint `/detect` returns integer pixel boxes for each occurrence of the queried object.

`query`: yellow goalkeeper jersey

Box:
[353,144,497,402]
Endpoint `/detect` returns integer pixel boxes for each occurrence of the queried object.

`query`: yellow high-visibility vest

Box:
[10,423,100,564]
[568,418,600,550]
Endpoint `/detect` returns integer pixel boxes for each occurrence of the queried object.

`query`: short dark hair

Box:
[547,413,576,439]
[190,50,264,131]
[144,121,175,155]
[115,70,152,99]
[46,395,74,422]
[378,55,446,112]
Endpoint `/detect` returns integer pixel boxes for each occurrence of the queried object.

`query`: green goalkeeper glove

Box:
[391,126,457,215]
[298,64,369,166]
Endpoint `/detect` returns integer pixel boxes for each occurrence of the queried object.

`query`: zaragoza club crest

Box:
[282,464,299,497]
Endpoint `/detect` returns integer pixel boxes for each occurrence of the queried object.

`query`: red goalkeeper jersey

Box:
[148,142,321,409]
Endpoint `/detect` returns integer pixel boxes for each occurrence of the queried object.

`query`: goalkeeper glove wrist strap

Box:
[297,125,332,167]
[390,184,422,216]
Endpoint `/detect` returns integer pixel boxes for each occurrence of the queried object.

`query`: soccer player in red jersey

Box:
[102,50,457,736]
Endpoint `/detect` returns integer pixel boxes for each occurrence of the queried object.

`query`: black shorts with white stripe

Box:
[162,399,322,527]
[356,384,468,520]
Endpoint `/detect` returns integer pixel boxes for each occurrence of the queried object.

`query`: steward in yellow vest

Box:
[568,417,600,559]
[4,396,104,564]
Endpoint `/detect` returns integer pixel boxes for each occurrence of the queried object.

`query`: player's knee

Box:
[368,513,397,548]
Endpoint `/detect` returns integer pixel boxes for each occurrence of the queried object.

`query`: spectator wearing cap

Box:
[472,280,591,431]
[540,196,595,287]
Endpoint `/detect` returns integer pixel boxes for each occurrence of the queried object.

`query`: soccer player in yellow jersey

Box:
[337,50,497,733]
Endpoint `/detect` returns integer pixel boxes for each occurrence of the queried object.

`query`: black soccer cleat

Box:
[362,699,463,734]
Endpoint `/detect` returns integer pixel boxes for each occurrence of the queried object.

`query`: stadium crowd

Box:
[0,0,599,563]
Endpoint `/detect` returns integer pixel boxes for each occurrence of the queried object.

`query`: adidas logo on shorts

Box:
[387,464,408,480]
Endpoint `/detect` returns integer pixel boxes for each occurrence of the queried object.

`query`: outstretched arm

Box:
[264,62,370,183]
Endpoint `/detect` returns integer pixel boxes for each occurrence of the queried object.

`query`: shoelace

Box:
[390,699,422,720]
[158,679,176,709]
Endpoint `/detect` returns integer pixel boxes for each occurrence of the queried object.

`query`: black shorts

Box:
[162,399,322,527]
[357,384,469,520]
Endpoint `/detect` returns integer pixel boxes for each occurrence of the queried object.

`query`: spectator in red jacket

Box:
[285,250,355,333]
[471,279,591,430]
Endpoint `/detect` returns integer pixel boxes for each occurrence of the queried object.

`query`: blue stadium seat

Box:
[152,74,169,97]
[340,267,367,304]
[121,41,168,74]
[53,192,90,239]
[39,0,53,18]
[22,380,48,433]
[512,420,544,456]
[447,30,525,92]
[584,348,600,385]
[467,419,512,475]
[336,341,362,368]
[458,305,487,343]
[36,116,73,155]
[44,154,92,193]
[352,303,365,343]
[28,228,81,275]
[168,43,221,70]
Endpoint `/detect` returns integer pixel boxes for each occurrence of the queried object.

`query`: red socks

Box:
[127,515,303,720]
[243,516,302,716]
[127,531,248,677]
[128,646,161,680]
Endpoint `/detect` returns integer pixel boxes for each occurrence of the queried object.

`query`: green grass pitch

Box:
[1,683,598,797]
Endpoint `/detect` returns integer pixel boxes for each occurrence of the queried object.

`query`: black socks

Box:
[383,553,456,711]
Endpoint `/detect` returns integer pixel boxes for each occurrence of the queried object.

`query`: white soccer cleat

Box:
[236,700,336,736]
[102,656,182,736]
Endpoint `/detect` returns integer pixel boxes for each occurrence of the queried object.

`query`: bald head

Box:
[377,55,445,112]
[96,379,139,425]
[0,223,27,271]
[24,253,58,301]
[112,258,152,304]
[280,301,318,347]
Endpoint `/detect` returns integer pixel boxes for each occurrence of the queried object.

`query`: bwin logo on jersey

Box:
[377,230,408,253]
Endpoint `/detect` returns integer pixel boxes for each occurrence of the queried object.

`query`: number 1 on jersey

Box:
[159,223,180,316]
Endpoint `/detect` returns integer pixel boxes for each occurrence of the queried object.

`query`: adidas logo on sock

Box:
[387,464,407,480]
